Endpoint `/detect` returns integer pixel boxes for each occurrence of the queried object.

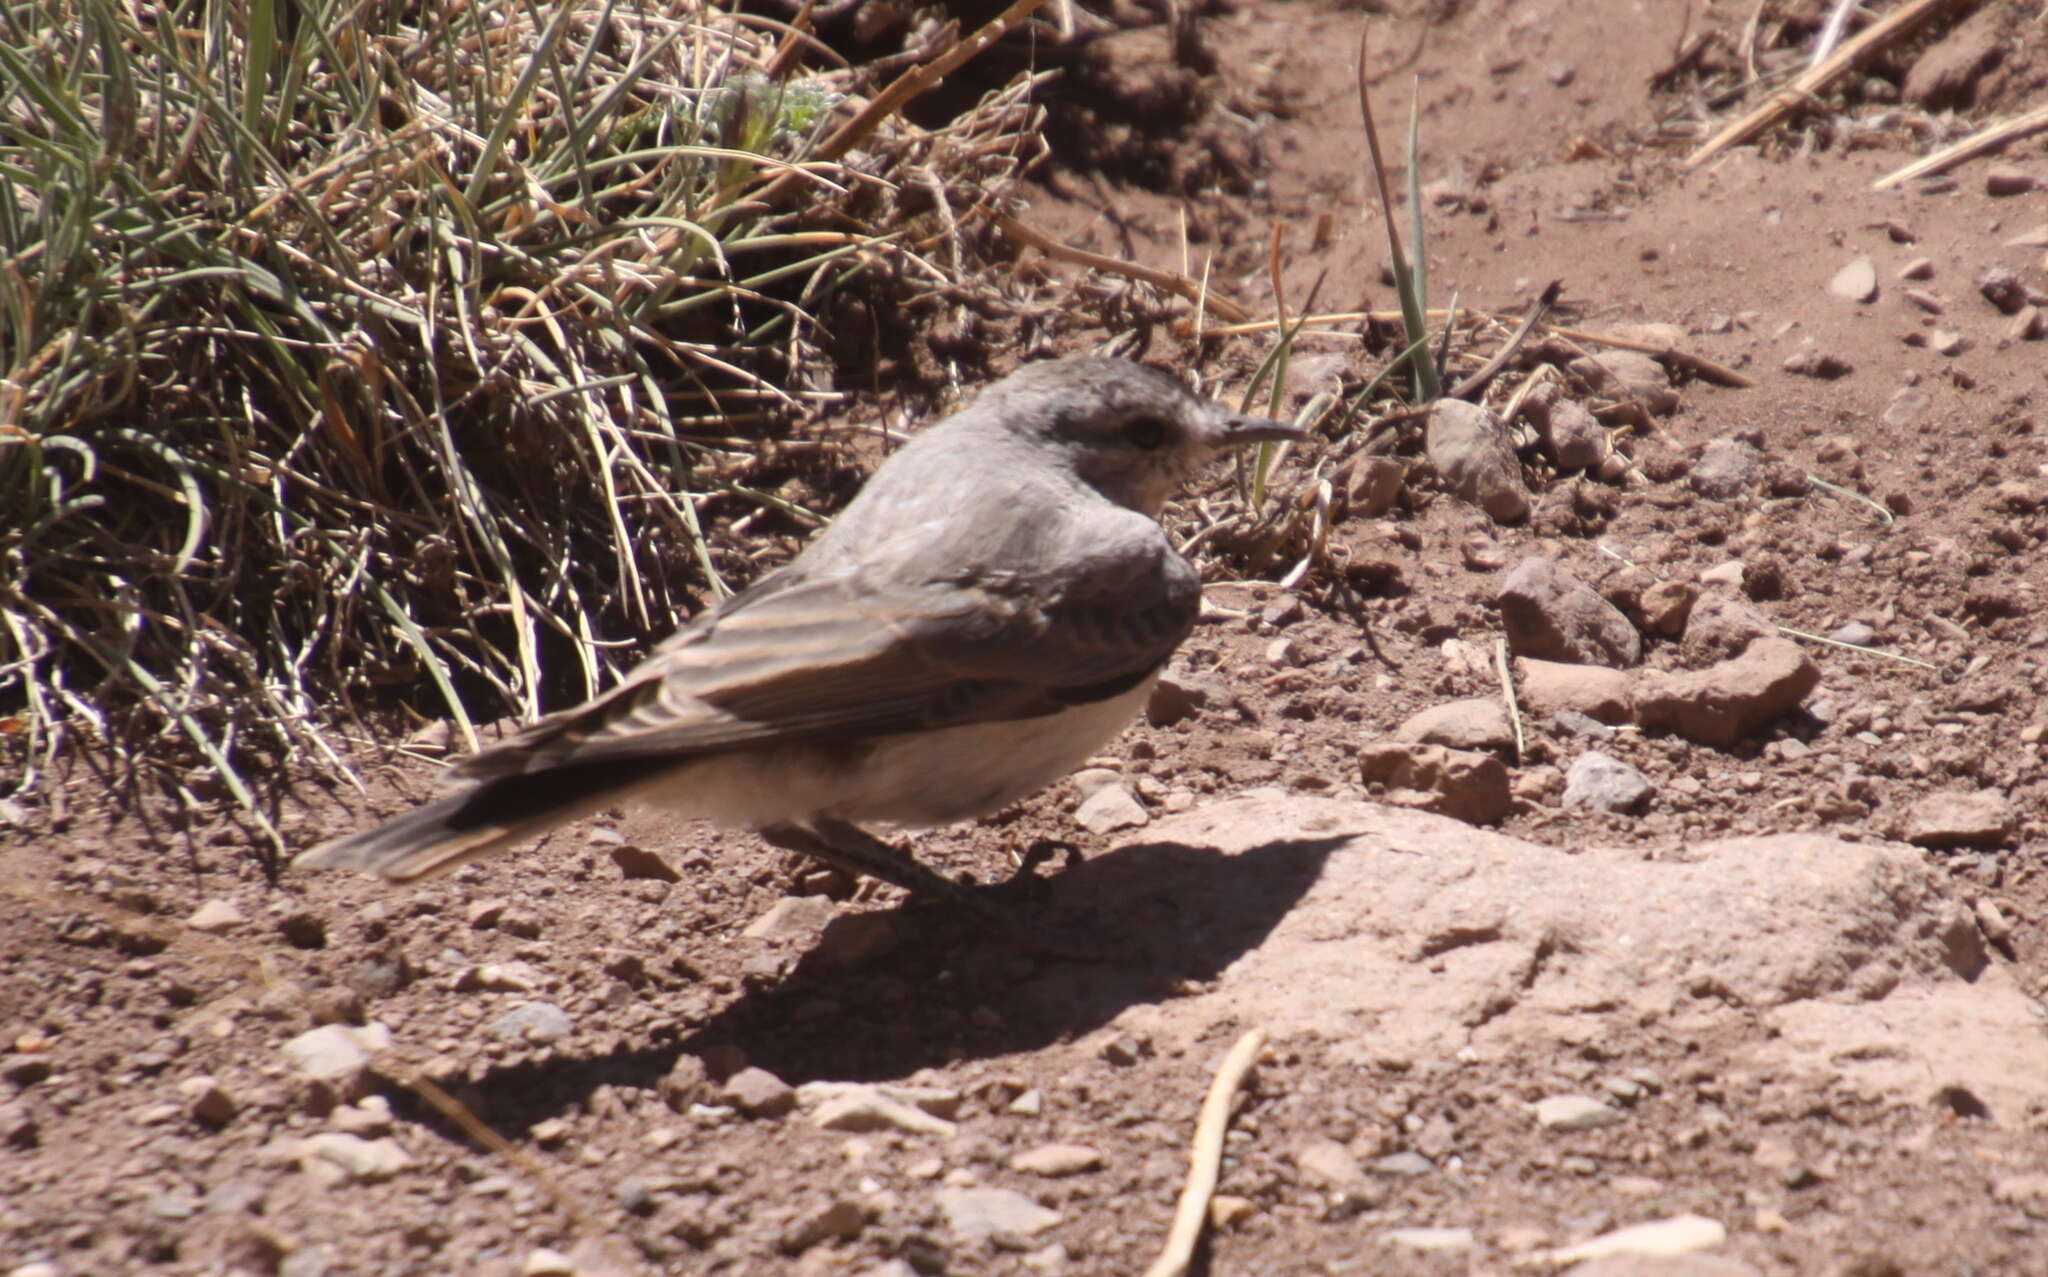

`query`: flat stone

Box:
[1517,659,1633,724]
[1294,1136,1366,1189]
[1828,256,1878,303]
[1566,1256,1762,1276]
[1075,783,1148,835]
[1536,1094,1626,1131]
[933,1187,1060,1239]
[184,899,246,933]
[1541,1214,1728,1265]
[742,896,836,943]
[293,1133,411,1187]
[1372,1151,1437,1177]
[1562,752,1655,815]
[487,1001,573,1045]
[1393,698,1514,753]
[609,844,681,883]
[280,1023,391,1094]
[1009,1143,1103,1177]
[1904,790,2015,850]
[1385,1227,1473,1252]
[455,960,548,993]
[811,1089,956,1137]
[521,1248,575,1276]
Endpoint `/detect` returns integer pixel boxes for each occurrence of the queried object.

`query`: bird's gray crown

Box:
[963,356,1300,516]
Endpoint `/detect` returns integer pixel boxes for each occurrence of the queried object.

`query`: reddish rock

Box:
[1633,639,1820,746]
[1516,659,1633,724]
[1358,743,1511,826]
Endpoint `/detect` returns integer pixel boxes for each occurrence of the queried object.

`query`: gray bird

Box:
[296,356,1303,943]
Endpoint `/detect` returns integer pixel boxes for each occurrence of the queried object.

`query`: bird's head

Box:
[980,356,1307,516]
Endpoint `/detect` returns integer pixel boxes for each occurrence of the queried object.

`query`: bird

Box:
[296,355,1304,947]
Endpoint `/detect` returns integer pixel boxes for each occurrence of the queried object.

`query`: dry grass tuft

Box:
[0,0,1046,853]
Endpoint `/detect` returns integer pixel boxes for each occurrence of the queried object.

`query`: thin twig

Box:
[995,214,1254,323]
[1805,473,1895,524]
[1776,626,1938,669]
[1687,0,1961,167]
[1494,637,1525,764]
[1143,1028,1268,1277]
[1872,104,2048,190]
[1448,280,1561,401]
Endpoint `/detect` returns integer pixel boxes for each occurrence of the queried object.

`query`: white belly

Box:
[642,677,1156,831]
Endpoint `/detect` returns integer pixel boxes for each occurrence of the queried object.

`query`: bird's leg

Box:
[757,819,1103,959]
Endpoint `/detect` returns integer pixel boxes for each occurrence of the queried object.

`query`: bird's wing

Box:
[454,549,1197,780]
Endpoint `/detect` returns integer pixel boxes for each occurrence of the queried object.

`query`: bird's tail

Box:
[295,757,673,881]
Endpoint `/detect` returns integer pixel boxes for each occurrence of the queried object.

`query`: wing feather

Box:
[456,549,1196,781]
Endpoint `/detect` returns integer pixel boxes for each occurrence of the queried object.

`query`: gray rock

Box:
[1541,397,1611,470]
[487,1001,573,1045]
[1550,710,1615,740]
[1497,557,1642,667]
[1688,439,1765,500]
[1979,265,2028,315]
[1075,783,1148,834]
[1563,752,1655,815]
[1828,621,1877,647]
[933,1187,1060,1239]
[1828,256,1879,303]
[1535,1094,1626,1131]
[1427,399,1529,523]
[1293,1137,1366,1188]
[1371,1151,1436,1177]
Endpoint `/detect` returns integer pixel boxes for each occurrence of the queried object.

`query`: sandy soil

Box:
[6,2,2048,1274]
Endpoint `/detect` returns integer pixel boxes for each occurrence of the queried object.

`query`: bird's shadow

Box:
[399,832,1346,1138]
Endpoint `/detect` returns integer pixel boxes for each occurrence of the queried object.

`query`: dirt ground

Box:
[6,1,2048,1274]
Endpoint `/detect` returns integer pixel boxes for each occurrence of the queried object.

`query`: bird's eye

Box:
[1124,416,1169,450]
